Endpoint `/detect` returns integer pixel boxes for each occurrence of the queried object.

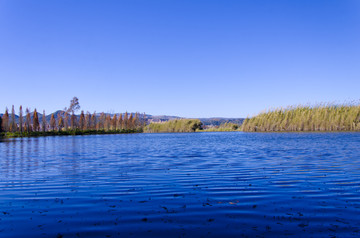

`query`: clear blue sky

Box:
[0,0,359,118]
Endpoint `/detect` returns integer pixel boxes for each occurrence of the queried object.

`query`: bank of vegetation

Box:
[241,103,360,132]
[201,122,240,132]
[145,119,202,133]
[0,97,146,138]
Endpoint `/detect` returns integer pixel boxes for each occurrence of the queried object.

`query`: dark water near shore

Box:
[0,132,360,237]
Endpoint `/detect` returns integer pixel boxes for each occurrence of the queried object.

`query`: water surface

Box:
[1,132,360,237]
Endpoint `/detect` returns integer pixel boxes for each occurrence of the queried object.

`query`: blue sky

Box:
[0,0,359,118]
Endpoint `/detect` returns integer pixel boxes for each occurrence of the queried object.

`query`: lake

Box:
[0,132,360,237]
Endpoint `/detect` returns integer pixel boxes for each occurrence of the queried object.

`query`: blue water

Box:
[0,132,360,237]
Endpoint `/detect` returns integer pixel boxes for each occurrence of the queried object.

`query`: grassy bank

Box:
[145,119,202,133]
[0,129,142,138]
[241,103,360,132]
[200,122,240,132]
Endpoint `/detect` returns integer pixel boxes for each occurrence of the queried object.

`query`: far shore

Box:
[0,129,141,139]
[1,101,359,138]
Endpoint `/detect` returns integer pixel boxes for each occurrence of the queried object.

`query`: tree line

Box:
[0,107,146,134]
[0,98,146,135]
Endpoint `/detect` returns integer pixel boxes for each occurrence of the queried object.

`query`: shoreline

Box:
[2,129,359,139]
[0,129,142,139]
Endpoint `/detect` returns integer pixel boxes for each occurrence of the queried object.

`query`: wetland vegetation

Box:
[2,99,360,137]
[241,103,360,132]
[200,122,240,132]
[144,119,203,133]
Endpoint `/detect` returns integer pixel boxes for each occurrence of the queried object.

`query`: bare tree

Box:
[58,113,64,131]
[79,110,85,130]
[105,114,111,131]
[33,109,40,132]
[2,108,9,132]
[134,112,139,128]
[11,105,16,132]
[85,111,91,130]
[123,112,128,130]
[99,112,105,130]
[42,110,47,132]
[65,97,80,114]
[128,113,133,130]
[25,108,31,132]
[50,114,56,131]
[112,114,117,130]
[91,112,97,130]
[142,112,147,127]
[70,112,77,130]
[64,112,69,130]
[118,114,123,130]
[19,106,23,134]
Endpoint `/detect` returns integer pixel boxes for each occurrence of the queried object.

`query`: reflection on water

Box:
[1,132,360,237]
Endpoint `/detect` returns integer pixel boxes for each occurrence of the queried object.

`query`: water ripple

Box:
[1,132,360,237]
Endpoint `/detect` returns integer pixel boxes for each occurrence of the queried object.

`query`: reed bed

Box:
[241,103,360,132]
[201,122,240,132]
[145,119,202,133]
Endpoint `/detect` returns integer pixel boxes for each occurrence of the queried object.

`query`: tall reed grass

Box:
[145,119,202,133]
[201,122,240,132]
[241,103,360,132]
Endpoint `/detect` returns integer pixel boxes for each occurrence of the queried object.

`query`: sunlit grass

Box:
[145,119,202,133]
[241,102,360,132]
[200,122,240,132]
